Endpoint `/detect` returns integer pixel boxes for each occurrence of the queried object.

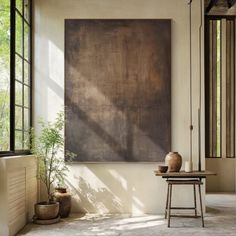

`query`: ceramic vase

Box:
[165,152,182,172]
[54,188,71,218]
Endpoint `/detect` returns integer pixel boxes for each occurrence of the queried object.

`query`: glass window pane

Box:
[24,61,29,85]
[15,106,23,130]
[24,85,29,108]
[23,131,30,149]
[16,0,23,14]
[216,20,221,157]
[15,130,23,150]
[16,12,23,56]
[16,54,22,82]
[24,108,30,131]
[0,0,10,151]
[24,23,29,61]
[24,0,30,22]
[15,81,23,105]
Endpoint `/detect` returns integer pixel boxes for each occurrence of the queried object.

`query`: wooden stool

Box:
[165,179,204,227]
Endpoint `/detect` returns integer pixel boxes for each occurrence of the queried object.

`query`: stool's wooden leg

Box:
[165,184,170,219]
[168,184,172,228]
[193,184,197,217]
[198,184,204,227]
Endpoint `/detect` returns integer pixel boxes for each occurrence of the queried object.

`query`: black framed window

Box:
[205,16,236,158]
[0,0,32,155]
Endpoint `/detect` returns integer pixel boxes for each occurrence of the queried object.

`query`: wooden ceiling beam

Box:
[227,0,236,8]
[206,0,219,13]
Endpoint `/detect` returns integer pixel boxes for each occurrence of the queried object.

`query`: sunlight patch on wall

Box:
[49,40,64,86]
[108,169,128,191]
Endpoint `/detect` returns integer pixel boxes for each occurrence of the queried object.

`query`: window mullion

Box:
[22,0,25,149]
[29,0,33,147]
[10,0,16,151]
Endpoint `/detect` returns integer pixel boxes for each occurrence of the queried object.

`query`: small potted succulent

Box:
[31,111,75,223]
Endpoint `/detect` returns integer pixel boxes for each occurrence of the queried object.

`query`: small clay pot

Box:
[54,188,71,218]
[157,165,168,173]
[165,152,182,172]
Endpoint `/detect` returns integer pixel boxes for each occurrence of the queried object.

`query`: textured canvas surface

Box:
[65,20,171,162]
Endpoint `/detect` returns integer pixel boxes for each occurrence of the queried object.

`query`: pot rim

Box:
[35,201,59,206]
[55,187,67,190]
[55,187,67,193]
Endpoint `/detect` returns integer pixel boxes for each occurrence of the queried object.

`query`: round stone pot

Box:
[35,201,59,220]
[54,187,71,218]
[165,152,182,172]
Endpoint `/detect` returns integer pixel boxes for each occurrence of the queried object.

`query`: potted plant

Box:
[31,111,74,222]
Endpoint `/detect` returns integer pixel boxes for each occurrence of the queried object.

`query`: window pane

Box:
[216,20,221,157]
[16,0,22,14]
[16,12,23,56]
[226,20,235,158]
[206,20,222,158]
[24,131,30,149]
[0,0,10,151]
[15,106,23,130]
[24,85,29,108]
[24,61,29,85]
[24,108,30,131]
[24,0,30,22]
[16,54,22,82]
[24,23,29,61]
[15,81,23,105]
[15,130,23,150]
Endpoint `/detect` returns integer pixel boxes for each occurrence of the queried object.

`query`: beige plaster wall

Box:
[34,0,205,214]
[206,159,236,192]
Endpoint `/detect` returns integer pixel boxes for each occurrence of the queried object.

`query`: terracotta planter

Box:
[35,202,59,220]
[165,152,182,172]
[54,188,71,218]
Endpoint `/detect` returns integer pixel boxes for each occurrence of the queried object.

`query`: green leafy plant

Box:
[31,111,75,203]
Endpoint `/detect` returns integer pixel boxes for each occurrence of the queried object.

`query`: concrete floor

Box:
[18,193,236,236]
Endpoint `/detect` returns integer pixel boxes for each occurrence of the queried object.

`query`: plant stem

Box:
[48,143,55,201]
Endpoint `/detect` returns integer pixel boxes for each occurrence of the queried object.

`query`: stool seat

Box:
[166,179,203,185]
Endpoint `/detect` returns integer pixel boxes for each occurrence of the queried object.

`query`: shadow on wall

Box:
[66,176,124,214]
[64,164,167,214]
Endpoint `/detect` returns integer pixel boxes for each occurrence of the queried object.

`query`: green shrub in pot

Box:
[31,111,75,221]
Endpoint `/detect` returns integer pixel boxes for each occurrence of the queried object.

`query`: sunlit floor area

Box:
[17,193,236,236]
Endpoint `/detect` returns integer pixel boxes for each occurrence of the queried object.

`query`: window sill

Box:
[0,154,34,160]
[0,151,31,158]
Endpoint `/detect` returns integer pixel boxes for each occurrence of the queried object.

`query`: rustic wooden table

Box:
[154,170,216,178]
[154,170,216,227]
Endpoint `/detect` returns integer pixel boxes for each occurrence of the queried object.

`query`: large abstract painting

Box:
[65,19,171,162]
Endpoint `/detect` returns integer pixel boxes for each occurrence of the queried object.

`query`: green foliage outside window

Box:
[0,0,31,152]
[0,0,10,151]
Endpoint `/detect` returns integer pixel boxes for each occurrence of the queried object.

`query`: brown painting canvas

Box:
[65,19,171,162]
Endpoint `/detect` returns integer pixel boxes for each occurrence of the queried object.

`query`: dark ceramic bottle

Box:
[54,187,71,218]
